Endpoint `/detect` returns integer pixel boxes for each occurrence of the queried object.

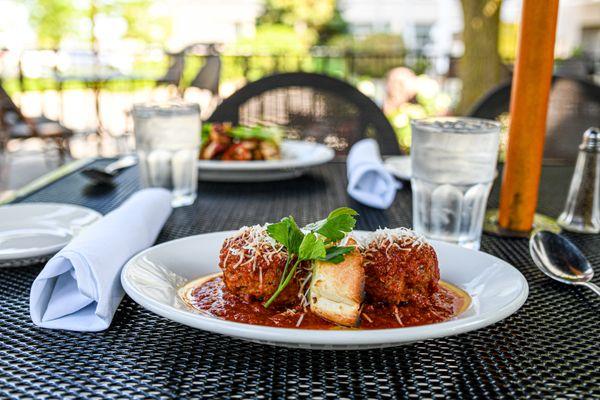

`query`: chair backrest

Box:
[156,51,185,87]
[207,72,400,156]
[0,84,19,114]
[468,75,600,164]
[555,56,596,78]
[189,44,221,95]
[0,84,25,129]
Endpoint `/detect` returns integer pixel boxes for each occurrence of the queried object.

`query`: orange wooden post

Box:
[498,0,560,233]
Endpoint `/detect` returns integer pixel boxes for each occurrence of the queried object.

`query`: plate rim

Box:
[0,202,102,261]
[197,140,335,171]
[121,230,529,347]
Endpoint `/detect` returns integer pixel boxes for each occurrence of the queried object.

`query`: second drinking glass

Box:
[132,102,201,207]
[410,117,501,249]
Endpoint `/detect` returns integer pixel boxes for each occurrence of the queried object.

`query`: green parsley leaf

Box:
[264,208,358,308]
[267,216,304,253]
[266,219,291,246]
[298,233,326,260]
[316,214,357,241]
[321,246,355,264]
[201,123,211,143]
[230,125,283,144]
[304,207,358,241]
[327,207,358,219]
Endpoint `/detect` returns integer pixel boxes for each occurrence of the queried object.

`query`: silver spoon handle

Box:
[583,282,600,296]
[105,155,137,174]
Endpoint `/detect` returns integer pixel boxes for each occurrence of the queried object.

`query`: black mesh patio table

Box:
[1,160,598,399]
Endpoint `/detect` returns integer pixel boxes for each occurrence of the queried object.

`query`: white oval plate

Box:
[0,203,101,262]
[197,140,335,182]
[384,155,412,181]
[121,230,528,350]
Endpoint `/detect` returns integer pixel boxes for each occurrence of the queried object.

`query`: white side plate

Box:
[0,203,101,262]
[121,231,528,350]
[197,140,335,182]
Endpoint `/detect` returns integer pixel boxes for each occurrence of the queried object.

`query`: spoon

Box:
[82,155,137,185]
[530,230,600,296]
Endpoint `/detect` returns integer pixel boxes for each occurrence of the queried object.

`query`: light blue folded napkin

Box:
[30,188,172,331]
[347,139,401,209]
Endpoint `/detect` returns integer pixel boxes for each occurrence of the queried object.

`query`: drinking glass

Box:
[132,102,200,207]
[411,117,501,249]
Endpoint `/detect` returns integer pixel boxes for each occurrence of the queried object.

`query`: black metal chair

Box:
[555,56,596,79]
[156,51,185,89]
[0,84,72,163]
[186,44,222,119]
[207,72,400,156]
[188,44,221,95]
[468,75,600,164]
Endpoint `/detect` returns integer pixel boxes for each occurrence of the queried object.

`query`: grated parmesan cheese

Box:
[393,306,403,325]
[295,313,305,327]
[223,225,286,270]
[352,227,428,260]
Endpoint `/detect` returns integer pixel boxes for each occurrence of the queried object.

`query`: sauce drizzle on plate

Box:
[179,273,470,330]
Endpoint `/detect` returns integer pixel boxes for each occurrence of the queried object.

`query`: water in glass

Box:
[411,118,500,249]
[133,102,200,207]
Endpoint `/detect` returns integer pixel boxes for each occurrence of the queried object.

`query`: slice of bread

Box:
[309,240,365,327]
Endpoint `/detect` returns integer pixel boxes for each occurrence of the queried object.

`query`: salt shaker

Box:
[557,127,600,233]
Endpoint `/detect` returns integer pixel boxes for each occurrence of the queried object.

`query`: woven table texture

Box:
[1,160,598,399]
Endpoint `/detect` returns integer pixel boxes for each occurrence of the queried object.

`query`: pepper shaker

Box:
[557,127,600,233]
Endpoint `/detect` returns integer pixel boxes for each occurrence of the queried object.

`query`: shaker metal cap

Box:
[580,127,600,152]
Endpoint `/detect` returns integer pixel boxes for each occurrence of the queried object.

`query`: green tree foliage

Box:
[457,0,506,114]
[237,24,312,54]
[258,0,347,45]
[230,24,312,80]
[26,0,79,48]
[26,0,170,48]
[102,0,171,44]
[317,7,349,44]
[328,33,406,77]
[498,22,518,60]
[330,33,405,53]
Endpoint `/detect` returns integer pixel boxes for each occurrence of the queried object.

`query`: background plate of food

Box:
[197,123,335,182]
[121,209,528,350]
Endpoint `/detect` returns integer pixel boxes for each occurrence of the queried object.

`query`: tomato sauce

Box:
[184,276,469,330]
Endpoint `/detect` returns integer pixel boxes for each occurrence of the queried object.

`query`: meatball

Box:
[360,228,440,305]
[219,225,301,306]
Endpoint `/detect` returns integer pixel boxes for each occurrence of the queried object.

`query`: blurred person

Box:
[383,67,419,115]
[383,67,451,152]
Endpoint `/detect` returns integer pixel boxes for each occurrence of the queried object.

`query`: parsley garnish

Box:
[263,207,358,308]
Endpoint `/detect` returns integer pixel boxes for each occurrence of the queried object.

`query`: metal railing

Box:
[2,46,598,95]
[0,47,460,93]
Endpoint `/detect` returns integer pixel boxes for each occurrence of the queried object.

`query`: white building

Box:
[555,0,600,58]
[0,0,35,49]
[339,0,600,59]
[165,0,262,51]
[339,0,462,57]
[1,0,598,60]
